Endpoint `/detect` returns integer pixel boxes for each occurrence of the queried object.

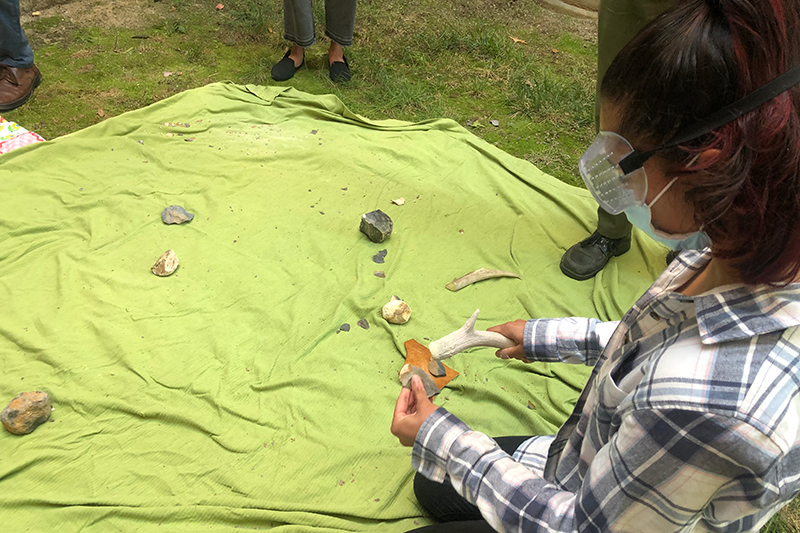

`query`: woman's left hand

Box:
[391,375,439,447]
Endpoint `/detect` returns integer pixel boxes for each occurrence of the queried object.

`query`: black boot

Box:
[560,231,631,281]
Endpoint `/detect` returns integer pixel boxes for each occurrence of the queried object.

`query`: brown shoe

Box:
[0,64,43,112]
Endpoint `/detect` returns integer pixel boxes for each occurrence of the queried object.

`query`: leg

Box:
[411,436,531,528]
[283,0,316,48]
[324,0,356,81]
[324,0,357,48]
[272,0,313,81]
[561,0,674,280]
[0,0,33,68]
[0,0,41,112]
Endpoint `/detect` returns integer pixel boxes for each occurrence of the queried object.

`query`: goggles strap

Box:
[619,63,800,175]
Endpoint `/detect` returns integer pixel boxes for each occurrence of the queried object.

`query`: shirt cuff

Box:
[524,318,562,362]
[411,407,471,483]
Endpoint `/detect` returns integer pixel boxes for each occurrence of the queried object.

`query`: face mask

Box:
[623,177,711,250]
[579,64,800,215]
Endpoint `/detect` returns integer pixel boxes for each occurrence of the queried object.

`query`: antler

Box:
[429,309,515,361]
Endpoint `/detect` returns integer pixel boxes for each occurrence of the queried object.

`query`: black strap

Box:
[619,63,800,174]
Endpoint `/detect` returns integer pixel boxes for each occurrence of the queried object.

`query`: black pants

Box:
[406,436,531,533]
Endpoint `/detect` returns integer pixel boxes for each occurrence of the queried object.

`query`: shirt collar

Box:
[657,249,800,344]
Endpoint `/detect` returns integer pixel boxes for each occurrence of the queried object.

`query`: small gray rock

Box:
[161,205,195,225]
[357,319,369,330]
[360,210,393,243]
[339,323,351,332]
[428,359,446,377]
[374,271,386,278]
[372,249,387,264]
[401,367,441,397]
[1,391,52,435]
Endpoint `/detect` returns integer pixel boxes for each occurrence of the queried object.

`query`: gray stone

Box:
[401,367,441,397]
[374,271,385,278]
[339,323,350,332]
[357,319,369,330]
[372,249,387,264]
[428,359,446,377]
[1,391,52,435]
[360,210,393,243]
[161,205,195,225]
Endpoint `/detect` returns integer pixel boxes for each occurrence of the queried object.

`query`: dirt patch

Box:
[22,0,162,29]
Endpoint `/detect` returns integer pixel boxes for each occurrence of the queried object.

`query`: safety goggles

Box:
[579,64,800,215]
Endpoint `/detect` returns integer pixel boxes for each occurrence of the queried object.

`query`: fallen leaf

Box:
[268,27,274,33]
[216,3,224,9]
[510,36,526,44]
[31,11,41,16]
[96,108,106,118]
[163,71,173,77]
[525,80,533,87]
[551,48,559,54]
[165,133,174,137]
[392,198,405,206]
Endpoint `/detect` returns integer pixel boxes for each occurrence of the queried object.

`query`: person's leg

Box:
[0,0,41,112]
[561,0,674,280]
[410,436,530,530]
[324,0,356,81]
[0,0,33,68]
[272,0,313,80]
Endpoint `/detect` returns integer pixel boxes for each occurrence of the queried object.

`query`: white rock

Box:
[382,296,411,324]
[151,249,179,277]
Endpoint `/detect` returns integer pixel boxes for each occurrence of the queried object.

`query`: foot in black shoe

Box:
[560,231,632,281]
[271,49,304,81]
[329,56,350,82]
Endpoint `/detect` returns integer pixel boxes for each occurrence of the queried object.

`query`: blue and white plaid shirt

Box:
[413,250,800,532]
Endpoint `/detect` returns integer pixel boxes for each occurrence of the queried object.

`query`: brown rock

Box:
[1,391,52,435]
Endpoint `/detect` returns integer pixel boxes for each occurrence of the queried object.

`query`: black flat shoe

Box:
[560,231,632,281]
[271,49,304,81]
[329,56,351,82]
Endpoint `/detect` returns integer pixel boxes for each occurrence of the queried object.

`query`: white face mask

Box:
[623,177,711,251]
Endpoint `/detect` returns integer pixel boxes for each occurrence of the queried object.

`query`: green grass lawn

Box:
[6,0,800,530]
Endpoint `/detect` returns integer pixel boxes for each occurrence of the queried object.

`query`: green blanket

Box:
[0,84,666,531]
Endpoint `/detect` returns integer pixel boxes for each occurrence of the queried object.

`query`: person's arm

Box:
[490,318,619,366]
[412,406,780,533]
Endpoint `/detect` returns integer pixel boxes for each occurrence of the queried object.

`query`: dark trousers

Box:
[406,436,531,533]
[283,0,358,47]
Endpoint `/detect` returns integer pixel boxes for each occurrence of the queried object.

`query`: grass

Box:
[6,0,800,530]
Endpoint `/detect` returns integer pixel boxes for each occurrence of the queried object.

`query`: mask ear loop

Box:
[648,177,679,208]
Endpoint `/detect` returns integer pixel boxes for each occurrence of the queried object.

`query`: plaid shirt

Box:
[413,250,800,532]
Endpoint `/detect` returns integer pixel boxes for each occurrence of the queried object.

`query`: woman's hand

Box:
[391,375,440,447]
[487,320,528,362]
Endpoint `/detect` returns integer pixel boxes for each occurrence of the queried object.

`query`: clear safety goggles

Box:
[578,63,800,215]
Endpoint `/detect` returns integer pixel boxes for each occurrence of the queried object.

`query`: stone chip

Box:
[161,205,195,225]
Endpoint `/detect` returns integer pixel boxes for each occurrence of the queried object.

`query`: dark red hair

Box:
[601,0,800,285]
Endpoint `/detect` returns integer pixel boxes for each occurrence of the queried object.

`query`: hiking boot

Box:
[0,64,42,112]
[560,231,631,281]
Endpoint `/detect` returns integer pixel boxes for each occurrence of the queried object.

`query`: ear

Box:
[690,148,721,168]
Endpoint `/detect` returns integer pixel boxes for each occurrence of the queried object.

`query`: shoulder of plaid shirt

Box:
[412,249,800,533]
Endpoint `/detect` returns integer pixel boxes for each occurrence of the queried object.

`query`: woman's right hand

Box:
[487,320,528,362]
